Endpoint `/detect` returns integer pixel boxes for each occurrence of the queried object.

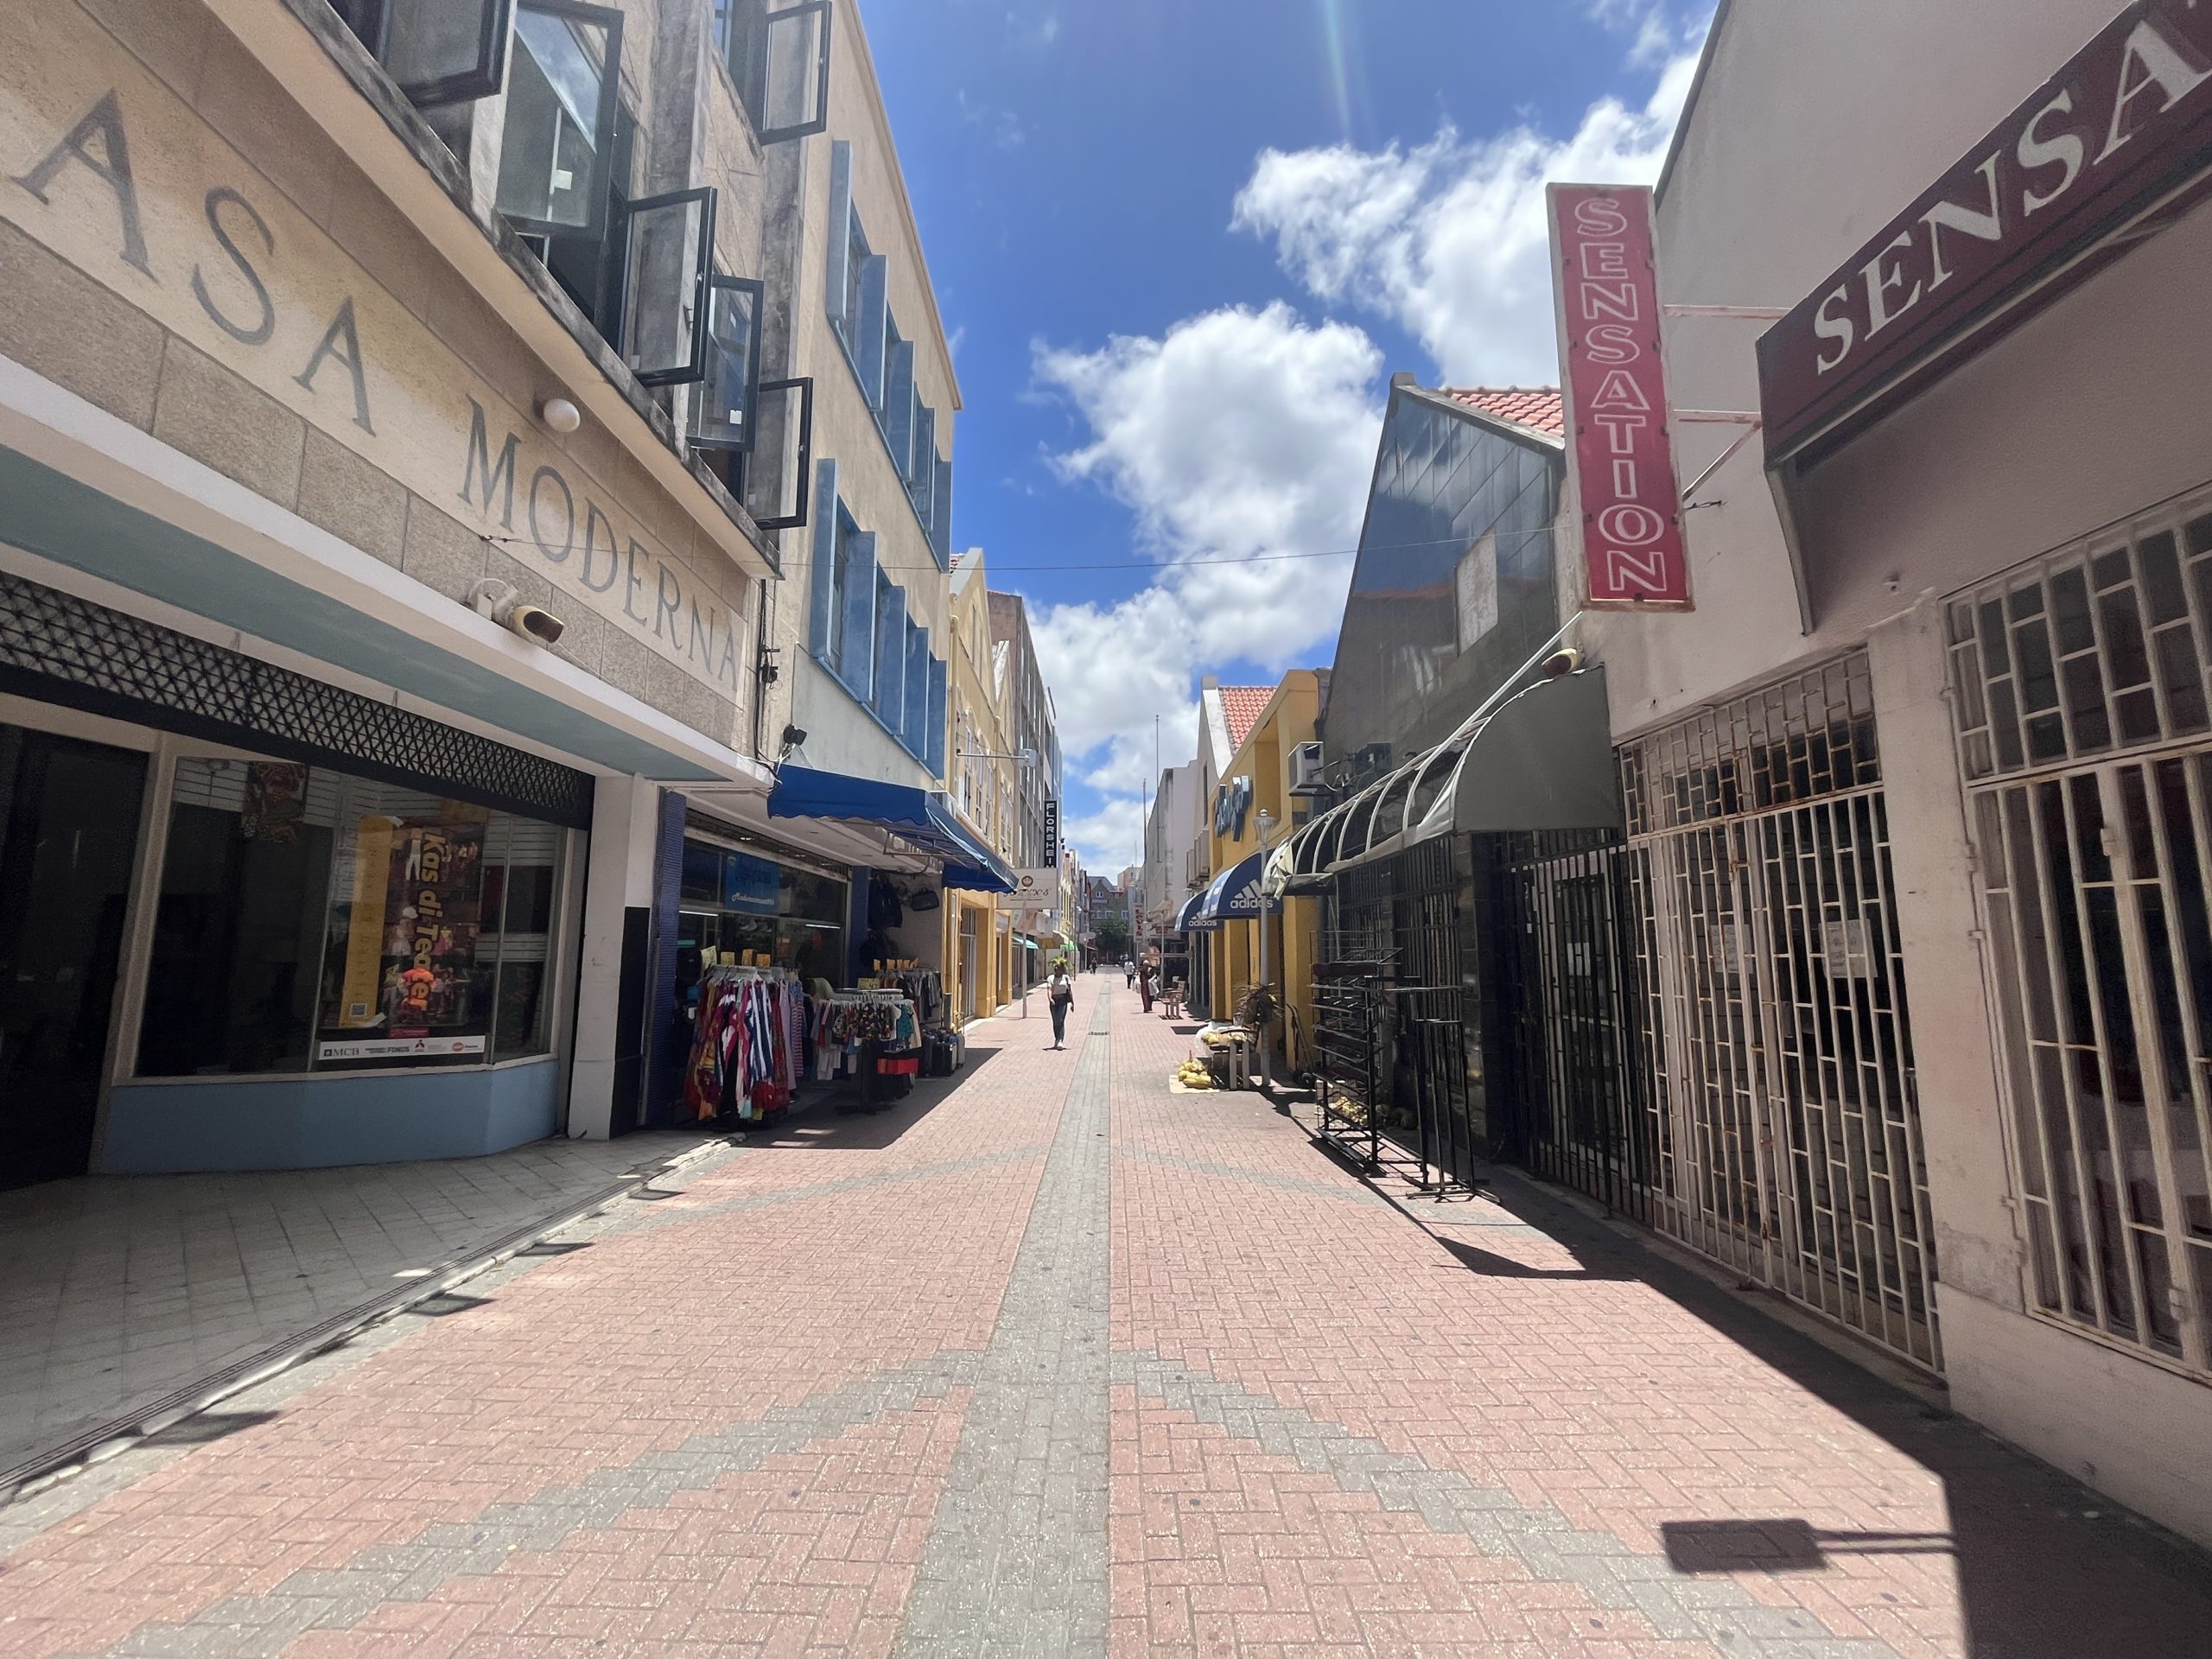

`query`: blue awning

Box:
[766,764,1014,893]
[1172,890,1210,932]
[1194,848,1279,925]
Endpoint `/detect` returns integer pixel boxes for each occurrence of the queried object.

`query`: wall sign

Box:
[1042,798,1059,867]
[1759,0,2212,463]
[1548,184,1691,610]
[0,0,751,701]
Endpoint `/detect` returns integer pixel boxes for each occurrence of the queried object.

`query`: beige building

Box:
[944,548,1018,1022]
[0,0,995,1187]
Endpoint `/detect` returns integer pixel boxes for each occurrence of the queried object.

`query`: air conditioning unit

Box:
[1287,741,1325,795]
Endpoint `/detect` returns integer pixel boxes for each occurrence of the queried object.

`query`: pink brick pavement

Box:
[2,975,2209,1658]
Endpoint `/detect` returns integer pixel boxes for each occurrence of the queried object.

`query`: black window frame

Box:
[747,377,814,531]
[617,186,718,387]
[349,0,516,106]
[690,273,768,452]
[496,0,626,245]
[719,0,834,146]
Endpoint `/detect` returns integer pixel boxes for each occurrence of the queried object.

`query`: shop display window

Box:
[674,837,846,1014]
[137,759,568,1077]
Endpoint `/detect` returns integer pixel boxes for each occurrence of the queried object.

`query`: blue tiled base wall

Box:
[96,1060,561,1173]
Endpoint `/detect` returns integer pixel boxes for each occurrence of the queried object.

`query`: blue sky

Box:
[864,0,1711,871]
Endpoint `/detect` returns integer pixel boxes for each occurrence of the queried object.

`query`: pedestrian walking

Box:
[1124,957,1135,989]
[1138,960,1154,1014]
[1047,964,1073,1048]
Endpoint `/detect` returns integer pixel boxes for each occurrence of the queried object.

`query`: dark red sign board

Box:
[1760,0,2212,463]
[1549,183,1691,610]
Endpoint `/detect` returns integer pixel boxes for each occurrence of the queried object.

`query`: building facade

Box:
[944,547,1015,1022]
[0,0,1004,1187]
[1551,0,2212,1547]
[1140,758,1202,992]
[1278,0,2212,1554]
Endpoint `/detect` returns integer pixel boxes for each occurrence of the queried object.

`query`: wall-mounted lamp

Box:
[538,396,582,435]
[465,578,566,646]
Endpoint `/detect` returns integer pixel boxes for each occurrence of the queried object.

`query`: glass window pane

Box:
[316,782,497,1067]
[761,2,830,139]
[381,0,508,104]
[487,814,564,1060]
[622,192,713,382]
[137,760,333,1077]
[694,279,763,449]
[497,4,616,233]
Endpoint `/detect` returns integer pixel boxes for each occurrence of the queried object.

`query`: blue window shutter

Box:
[883,341,916,475]
[806,458,839,660]
[840,529,876,702]
[855,256,888,405]
[902,620,927,754]
[926,654,949,778]
[931,454,952,565]
[908,407,936,520]
[824,142,853,328]
[872,578,906,728]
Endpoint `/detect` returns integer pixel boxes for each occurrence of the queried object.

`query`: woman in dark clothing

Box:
[1047,965,1073,1048]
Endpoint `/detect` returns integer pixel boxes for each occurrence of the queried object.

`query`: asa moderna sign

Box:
[1759,0,2212,462]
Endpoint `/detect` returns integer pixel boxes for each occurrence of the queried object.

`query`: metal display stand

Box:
[1309,961,1386,1172]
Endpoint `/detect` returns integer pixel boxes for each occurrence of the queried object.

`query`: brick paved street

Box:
[4,976,2212,1656]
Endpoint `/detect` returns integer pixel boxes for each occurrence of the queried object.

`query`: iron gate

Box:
[1493,830,1656,1223]
[1948,493,2212,1377]
[1322,838,1481,1187]
[1623,653,1941,1370]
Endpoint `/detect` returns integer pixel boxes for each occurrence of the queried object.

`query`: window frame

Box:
[747,377,815,531]
[690,274,768,452]
[367,0,516,107]
[496,0,626,245]
[617,186,719,387]
[754,0,835,145]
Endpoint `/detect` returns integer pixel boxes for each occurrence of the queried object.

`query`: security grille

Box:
[1950,491,2212,1377]
[1624,653,1940,1370]
[1493,830,1657,1224]
[1322,840,1479,1188]
[0,571,594,828]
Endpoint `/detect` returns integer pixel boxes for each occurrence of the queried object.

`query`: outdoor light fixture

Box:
[1541,645,1585,678]
[537,396,582,434]
[779,723,808,751]
[464,578,567,646]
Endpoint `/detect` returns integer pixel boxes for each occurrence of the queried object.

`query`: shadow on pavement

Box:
[1469,1166,2212,1657]
[726,1045,1007,1153]
[1432,1232,1639,1281]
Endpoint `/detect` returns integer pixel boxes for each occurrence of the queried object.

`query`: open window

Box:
[618,188,716,385]
[496,0,624,242]
[719,0,833,145]
[691,275,766,450]
[331,0,514,106]
[744,378,814,531]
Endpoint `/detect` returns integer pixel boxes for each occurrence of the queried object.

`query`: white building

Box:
[1558,0,2212,1548]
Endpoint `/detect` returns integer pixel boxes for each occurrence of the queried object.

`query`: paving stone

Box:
[3,977,2209,1659]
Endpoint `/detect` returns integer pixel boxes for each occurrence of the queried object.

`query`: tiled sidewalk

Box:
[2,976,2210,1657]
[0,1130,728,1484]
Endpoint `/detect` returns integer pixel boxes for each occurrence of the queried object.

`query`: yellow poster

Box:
[337,817,396,1028]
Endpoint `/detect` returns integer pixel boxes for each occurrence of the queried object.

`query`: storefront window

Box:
[674,836,846,1013]
[137,759,569,1077]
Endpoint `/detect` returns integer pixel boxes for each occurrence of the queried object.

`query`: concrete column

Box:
[1866,601,2024,1317]
[568,774,663,1140]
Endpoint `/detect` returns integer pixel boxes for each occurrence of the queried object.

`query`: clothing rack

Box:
[685,964,807,1126]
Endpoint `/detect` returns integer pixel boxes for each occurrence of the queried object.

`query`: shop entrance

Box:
[0,723,147,1189]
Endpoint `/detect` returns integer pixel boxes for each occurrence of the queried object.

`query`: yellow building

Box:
[943,551,1018,1024]
[1197,673,1325,1071]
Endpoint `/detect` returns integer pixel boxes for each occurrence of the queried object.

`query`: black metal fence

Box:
[1489,830,1658,1223]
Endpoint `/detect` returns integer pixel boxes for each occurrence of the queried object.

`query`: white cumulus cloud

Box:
[1230,44,1702,385]
[1027,303,1383,871]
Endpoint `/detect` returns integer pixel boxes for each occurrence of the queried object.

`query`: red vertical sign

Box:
[1549,183,1691,610]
